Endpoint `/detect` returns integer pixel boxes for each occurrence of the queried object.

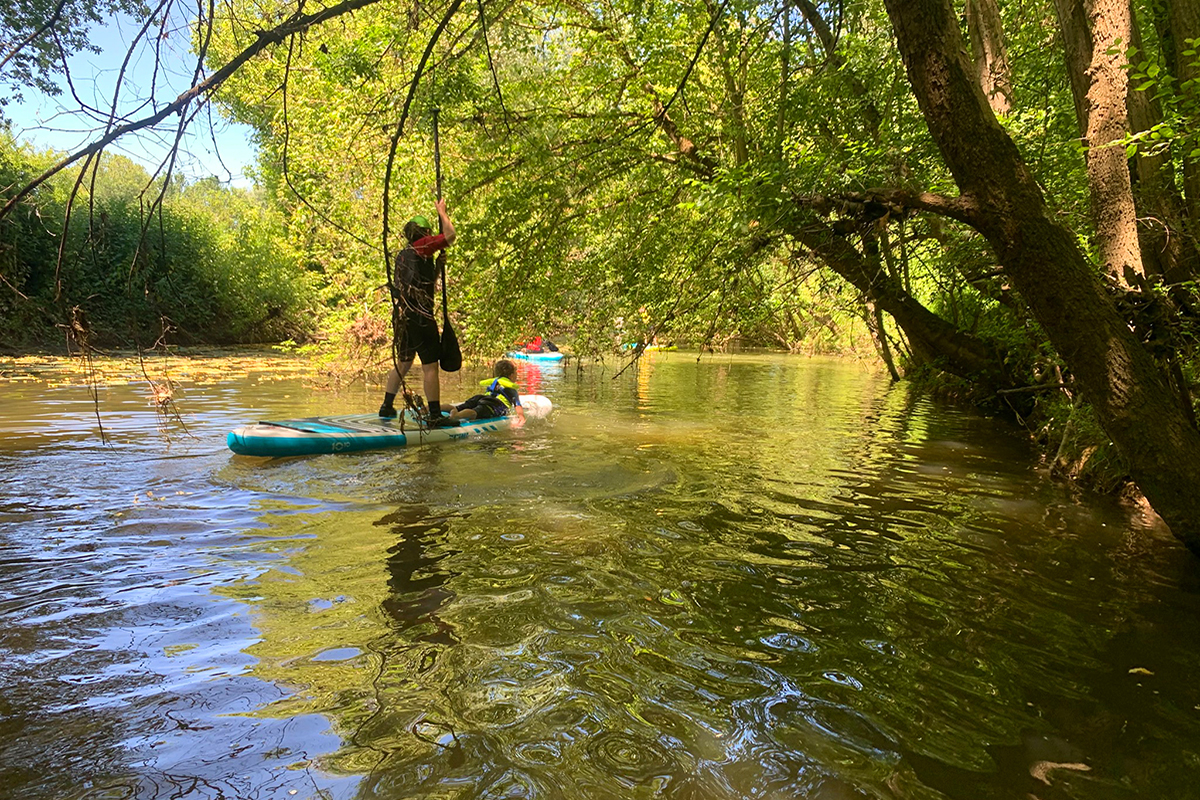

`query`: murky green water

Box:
[1,351,1198,800]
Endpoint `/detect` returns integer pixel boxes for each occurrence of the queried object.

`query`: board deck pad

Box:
[228,395,552,457]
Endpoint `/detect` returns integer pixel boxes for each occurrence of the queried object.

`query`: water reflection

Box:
[379,506,460,644]
[512,359,563,399]
[1,352,1198,799]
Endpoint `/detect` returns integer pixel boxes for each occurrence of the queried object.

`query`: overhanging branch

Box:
[0,0,385,221]
[793,188,983,229]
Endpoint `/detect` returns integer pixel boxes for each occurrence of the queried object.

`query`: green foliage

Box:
[0,0,150,109]
[1122,34,1200,161]
[0,132,314,347]
[201,0,922,357]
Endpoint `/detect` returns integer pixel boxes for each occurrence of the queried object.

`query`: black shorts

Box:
[457,395,508,419]
[395,307,441,364]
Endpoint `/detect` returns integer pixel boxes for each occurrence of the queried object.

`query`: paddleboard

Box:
[506,350,565,361]
[228,395,553,457]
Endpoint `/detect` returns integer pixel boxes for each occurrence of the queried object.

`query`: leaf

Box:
[1128,667,1154,675]
[1030,761,1091,786]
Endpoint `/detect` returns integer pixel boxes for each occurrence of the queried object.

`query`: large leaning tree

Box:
[880,0,1200,553]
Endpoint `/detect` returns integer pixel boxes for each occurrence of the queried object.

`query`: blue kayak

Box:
[228,396,553,457]
[506,350,565,362]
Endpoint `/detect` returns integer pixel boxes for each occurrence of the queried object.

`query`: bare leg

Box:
[383,360,440,419]
[379,361,414,416]
[421,362,440,408]
[385,359,414,394]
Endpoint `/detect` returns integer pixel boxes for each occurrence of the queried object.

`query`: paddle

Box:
[433,107,463,373]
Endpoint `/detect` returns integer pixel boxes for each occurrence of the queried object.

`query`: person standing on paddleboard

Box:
[379,198,456,419]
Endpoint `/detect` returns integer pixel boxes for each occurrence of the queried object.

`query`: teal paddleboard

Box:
[227,395,552,457]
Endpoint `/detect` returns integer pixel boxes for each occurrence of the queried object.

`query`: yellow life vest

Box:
[480,376,518,409]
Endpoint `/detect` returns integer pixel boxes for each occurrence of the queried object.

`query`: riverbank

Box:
[910,365,1156,532]
[0,346,321,386]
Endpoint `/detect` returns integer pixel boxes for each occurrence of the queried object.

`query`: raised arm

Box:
[435,198,456,245]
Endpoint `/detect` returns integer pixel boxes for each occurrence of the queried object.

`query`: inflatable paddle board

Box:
[506,350,565,362]
[228,395,553,457]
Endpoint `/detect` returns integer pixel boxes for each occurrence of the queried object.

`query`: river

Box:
[1,349,1197,800]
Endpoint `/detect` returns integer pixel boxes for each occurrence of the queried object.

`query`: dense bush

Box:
[0,134,315,349]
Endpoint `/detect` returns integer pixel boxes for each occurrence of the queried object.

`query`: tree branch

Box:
[845,188,984,226]
[792,188,983,228]
[0,0,70,74]
[0,0,385,222]
[382,0,467,276]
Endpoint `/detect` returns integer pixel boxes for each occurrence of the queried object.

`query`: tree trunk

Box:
[1169,0,1200,228]
[1052,0,1093,132]
[708,1,750,167]
[965,0,1013,115]
[790,215,1009,384]
[1054,0,1144,286]
[866,299,902,382]
[1085,0,1144,286]
[775,3,792,159]
[883,0,1200,556]
[1126,9,1193,284]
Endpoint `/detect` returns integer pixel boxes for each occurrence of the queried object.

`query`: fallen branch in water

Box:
[996,382,1067,395]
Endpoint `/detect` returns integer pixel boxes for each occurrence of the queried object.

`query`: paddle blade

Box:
[440,319,462,372]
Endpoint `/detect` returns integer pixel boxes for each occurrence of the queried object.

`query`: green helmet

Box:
[410,214,432,231]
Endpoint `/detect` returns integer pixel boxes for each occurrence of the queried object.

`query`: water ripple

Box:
[3,355,1199,799]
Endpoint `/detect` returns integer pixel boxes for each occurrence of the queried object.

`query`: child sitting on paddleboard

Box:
[435,359,525,427]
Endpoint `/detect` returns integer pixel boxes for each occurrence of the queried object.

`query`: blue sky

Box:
[7,11,258,187]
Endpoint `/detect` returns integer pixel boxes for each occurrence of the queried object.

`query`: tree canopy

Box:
[0,0,149,105]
